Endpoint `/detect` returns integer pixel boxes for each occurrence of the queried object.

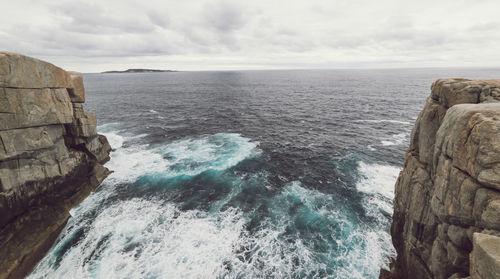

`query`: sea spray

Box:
[29,130,398,278]
[27,69,444,278]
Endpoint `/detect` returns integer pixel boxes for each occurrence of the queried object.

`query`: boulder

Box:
[0,52,70,88]
[67,71,85,103]
[469,233,500,279]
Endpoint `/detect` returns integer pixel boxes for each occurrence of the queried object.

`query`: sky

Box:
[1,0,500,72]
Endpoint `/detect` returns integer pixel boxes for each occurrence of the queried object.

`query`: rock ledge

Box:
[0,52,111,279]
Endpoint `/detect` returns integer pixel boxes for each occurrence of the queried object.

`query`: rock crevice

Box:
[0,52,111,279]
[390,79,500,279]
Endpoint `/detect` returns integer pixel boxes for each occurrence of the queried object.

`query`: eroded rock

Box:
[0,53,111,279]
[390,79,500,279]
[470,233,500,279]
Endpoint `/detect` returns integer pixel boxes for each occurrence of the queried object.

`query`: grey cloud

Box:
[174,1,256,52]
[147,10,170,28]
[468,22,500,32]
[2,23,181,58]
[1,0,500,71]
[202,1,249,32]
[53,1,155,34]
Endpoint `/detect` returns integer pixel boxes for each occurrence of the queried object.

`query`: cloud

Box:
[1,0,499,71]
[147,10,170,29]
[468,21,500,32]
[202,1,249,32]
[52,1,156,34]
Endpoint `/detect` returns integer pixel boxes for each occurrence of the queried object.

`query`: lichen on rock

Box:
[0,52,111,279]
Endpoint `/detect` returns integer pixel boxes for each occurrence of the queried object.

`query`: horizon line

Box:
[82,66,500,74]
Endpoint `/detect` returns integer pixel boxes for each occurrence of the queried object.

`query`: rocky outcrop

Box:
[390,79,500,279]
[0,52,111,279]
[469,233,500,278]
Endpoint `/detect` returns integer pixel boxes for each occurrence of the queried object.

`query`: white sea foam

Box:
[228,223,324,278]
[151,133,260,179]
[31,190,328,278]
[225,181,392,278]
[29,125,398,279]
[106,144,170,183]
[30,197,318,278]
[28,199,248,279]
[96,129,260,184]
[96,123,122,132]
[275,181,395,278]
[100,132,125,149]
[356,161,399,200]
[334,227,395,278]
[31,178,397,279]
[380,132,408,146]
[354,161,399,270]
[355,119,411,125]
[97,124,126,149]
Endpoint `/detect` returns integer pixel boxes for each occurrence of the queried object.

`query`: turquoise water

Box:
[27,69,500,278]
[30,131,397,278]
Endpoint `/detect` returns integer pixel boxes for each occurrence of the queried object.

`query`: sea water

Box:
[28,68,500,278]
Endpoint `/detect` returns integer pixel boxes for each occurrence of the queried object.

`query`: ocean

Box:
[28,68,500,278]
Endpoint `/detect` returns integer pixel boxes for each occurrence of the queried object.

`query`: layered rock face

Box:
[0,52,111,279]
[391,79,500,279]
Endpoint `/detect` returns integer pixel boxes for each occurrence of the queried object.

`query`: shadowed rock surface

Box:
[0,52,111,279]
[389,79,500,279]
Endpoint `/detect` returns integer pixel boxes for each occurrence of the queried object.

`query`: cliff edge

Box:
[391,79,500,279]
[0,52,111,279]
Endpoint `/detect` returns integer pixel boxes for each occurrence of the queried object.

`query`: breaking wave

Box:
[29,126,398,279]
[380,133,408,146]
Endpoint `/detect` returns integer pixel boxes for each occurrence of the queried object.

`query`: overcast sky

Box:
[1,0,500,72]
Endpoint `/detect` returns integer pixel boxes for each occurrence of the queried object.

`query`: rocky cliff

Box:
[0,52,111,279]
[391,79,500,279]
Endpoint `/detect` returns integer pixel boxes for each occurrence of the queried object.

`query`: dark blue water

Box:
[29,69,500,278]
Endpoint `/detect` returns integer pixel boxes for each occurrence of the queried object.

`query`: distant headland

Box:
[101,69,177,73]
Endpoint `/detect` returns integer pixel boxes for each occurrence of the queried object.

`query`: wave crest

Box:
[102,131,259,184]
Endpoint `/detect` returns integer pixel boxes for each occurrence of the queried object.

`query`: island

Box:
[101,68,177,73]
